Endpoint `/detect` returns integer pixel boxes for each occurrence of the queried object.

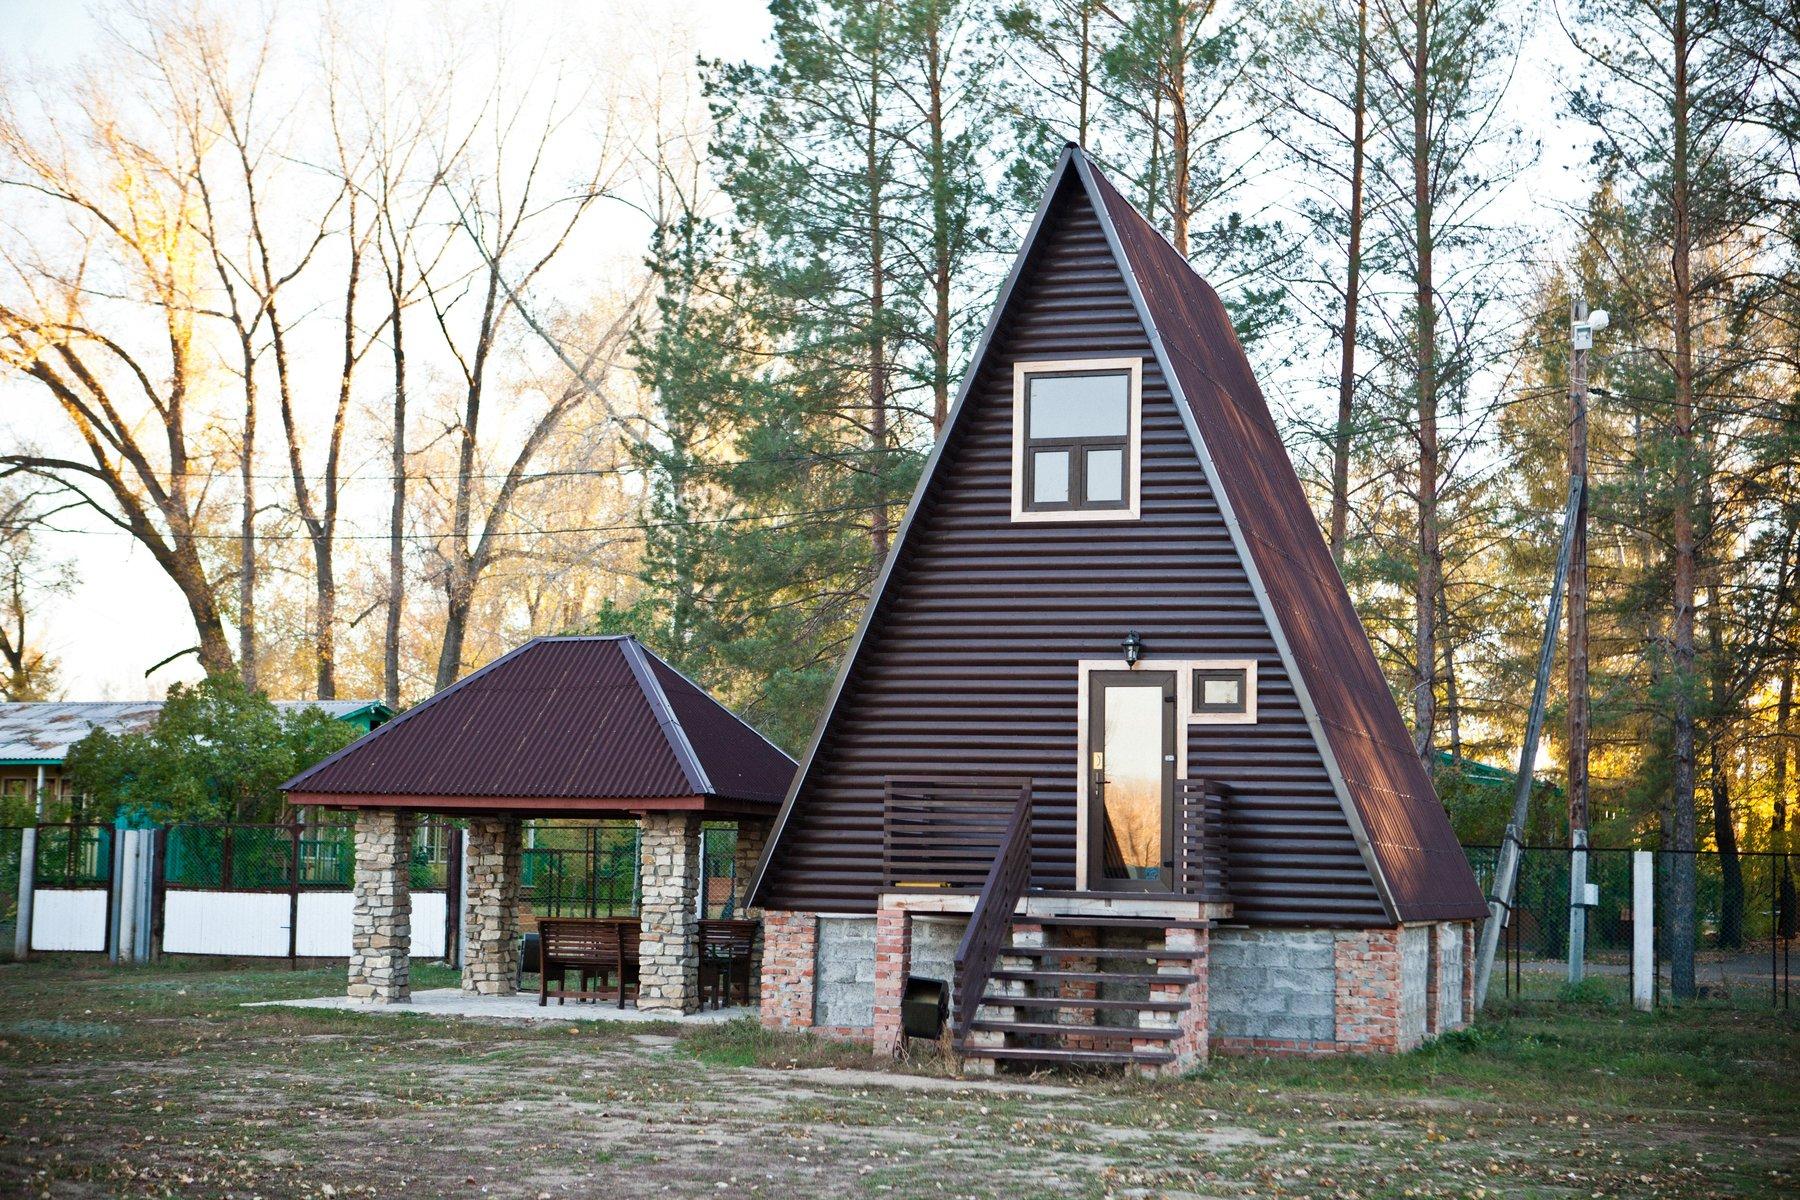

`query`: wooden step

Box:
[967,1019,1181,1040]
[1002,945,1207,961]
[981,994,1189,1013]
[955,1044,1177,1066]
[1010,914,1210,930]
[990,968,1198,986]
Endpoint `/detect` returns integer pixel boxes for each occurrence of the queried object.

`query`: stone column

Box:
[461,815,522,995]
[348,809,414,1004]
[734,819,770,994]
[638,812,701,1013]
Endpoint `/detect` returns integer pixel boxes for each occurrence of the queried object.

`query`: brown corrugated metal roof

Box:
[283,636,794,809]
[1082,154,1487,922]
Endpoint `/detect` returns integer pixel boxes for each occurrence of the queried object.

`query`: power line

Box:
[29,497,898,543]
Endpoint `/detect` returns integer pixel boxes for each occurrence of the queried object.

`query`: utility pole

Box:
[1567,300,1607,984]
[1475,472,1583,1010]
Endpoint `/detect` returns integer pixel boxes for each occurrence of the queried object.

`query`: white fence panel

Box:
[162,891,291,956]
[293,890,448,959]
[31,888,109,952]
[295,891,352,957]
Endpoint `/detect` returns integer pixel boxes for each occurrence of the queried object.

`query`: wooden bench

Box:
[538,917,638,1007]
[698,919,758,1010]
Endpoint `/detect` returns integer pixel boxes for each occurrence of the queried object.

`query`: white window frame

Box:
[1074,657,1258,888]
[1010,357,1143,523]
[1189,658,1258,725]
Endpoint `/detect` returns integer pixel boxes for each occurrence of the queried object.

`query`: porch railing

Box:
[949,781,1034,1041]
[1176,779,1231,903]
[881,778,1034,890]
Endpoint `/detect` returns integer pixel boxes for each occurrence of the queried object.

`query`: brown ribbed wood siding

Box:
[761,177,1386,926]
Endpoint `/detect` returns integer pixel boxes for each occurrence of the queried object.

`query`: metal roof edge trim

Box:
[1072,151,1402,925]
[637,650,799,772]
[744,144,1085,910]
[620,636,715,796]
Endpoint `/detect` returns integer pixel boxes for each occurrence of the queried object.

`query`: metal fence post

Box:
[288,823,302,969]
[14,826,35,959]
[1632,850,1654,1010]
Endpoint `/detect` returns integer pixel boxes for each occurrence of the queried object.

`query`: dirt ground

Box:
[0,959,1794,1199]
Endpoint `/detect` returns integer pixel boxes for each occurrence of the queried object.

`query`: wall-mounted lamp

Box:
[1123,630,1143,666]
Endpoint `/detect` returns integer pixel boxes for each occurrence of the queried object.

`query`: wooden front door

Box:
[1086,671,1177,892]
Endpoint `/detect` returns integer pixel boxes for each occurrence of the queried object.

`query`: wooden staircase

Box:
[956,914,1207,1069]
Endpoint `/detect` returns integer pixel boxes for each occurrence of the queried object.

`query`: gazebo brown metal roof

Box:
[282,636,795,817]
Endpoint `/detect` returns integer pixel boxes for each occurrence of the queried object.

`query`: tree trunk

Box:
[1410,0,1440,764]
[1167,5,1191,257]
[1777,670,1796,938]
[866,9,891,563]
[385,280,407,709]
[926,13,952,433]
[1328,0,1369,567]
[237,342,258,691]
[1668,0,1698,1000]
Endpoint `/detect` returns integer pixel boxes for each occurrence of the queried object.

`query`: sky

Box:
[1,0,778,701]
[2,0,1597,703]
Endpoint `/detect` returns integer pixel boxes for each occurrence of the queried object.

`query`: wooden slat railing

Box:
[950,781,1034,1041]
[1175,779,1231,902]
[881,778,1033,889]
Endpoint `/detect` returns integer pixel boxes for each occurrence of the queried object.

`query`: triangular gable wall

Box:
[750,154,1399,925]
[1083,161,1485,922]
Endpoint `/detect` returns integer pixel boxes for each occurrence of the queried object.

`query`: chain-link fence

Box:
[1469,844,1795,1007]
[163,822,451,891]
[0,825,21,950]
[32,824,113,887]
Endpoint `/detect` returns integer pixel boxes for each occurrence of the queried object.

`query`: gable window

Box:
[1190,661,1257,724]
[1011,357,1143,522]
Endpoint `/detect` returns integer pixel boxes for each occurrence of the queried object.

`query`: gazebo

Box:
[282,635,795,1014]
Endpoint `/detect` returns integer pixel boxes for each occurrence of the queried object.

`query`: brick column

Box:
[638,812,700,1013]
[872,905,912,1056]
[1142,924,1209,1075]
[348,809,414,1004]
[1334,927,1402,1052]
[760,909,817,1029]
[461,815,522,995]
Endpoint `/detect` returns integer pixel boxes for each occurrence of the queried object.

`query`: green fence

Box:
[34,824,112,887]
[163,822,450,891]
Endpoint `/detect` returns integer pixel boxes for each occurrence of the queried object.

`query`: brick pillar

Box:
[872,905,912,1056]
[1334,927,1402,1052]
[760,909,817,1029]
[461,815,522,995]
[638,812,700,1013]
[348,809,414,1004]
[1142,924,1209,1075]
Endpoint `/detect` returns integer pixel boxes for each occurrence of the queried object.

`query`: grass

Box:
[0,956,1794,1198]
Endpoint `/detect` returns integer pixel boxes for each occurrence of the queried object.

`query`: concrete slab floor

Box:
[245,988,751,1024]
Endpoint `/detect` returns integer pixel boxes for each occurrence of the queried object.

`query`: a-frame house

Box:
[747,146,1486,1071]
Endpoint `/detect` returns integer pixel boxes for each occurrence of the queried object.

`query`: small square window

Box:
[1193,667,1250,716]
[1012,359,1141,521]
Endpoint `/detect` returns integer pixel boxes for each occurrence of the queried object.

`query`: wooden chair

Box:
[538,918,639,1007]
[698,919,758,1009]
